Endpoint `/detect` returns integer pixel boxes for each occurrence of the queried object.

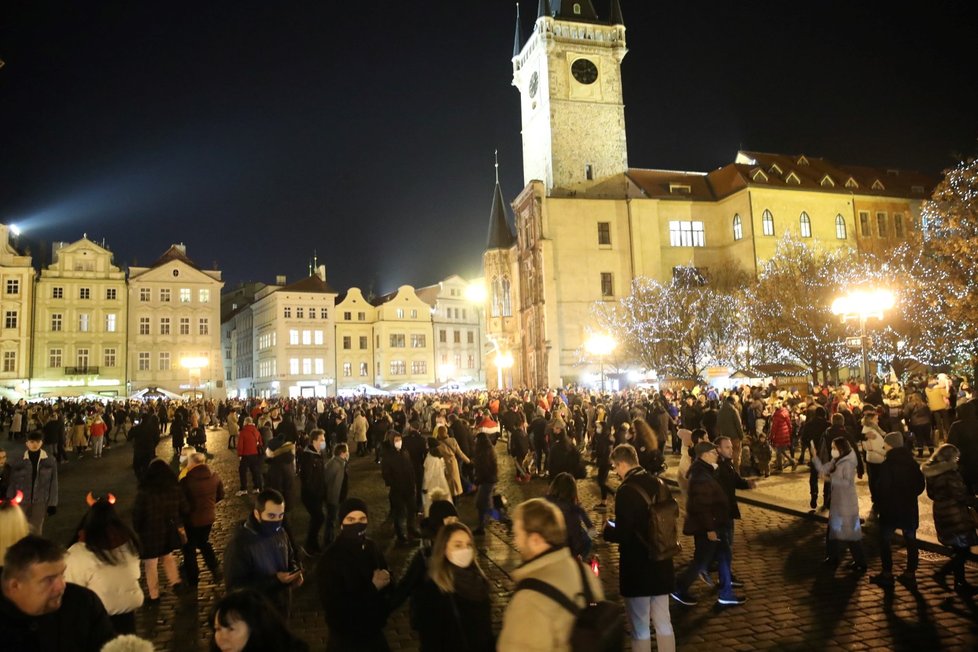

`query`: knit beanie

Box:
[883,432,904,449]
[694,441,717,457]
[423,500,459,537]
[338,497,369,522]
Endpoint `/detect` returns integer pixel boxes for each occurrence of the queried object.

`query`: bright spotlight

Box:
[9,224,21,236]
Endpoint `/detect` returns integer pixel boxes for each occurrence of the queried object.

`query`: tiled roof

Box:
[150,245,199,270]
[280,274,336,295]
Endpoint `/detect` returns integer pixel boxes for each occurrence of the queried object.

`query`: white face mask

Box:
[447,547,474,568]
[394,441,403,451]
[831,449,840,459]
[710,462,719,470]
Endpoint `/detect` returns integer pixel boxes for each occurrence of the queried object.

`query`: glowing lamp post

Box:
[493,350,514,390]
[585,333,617,393]
[831,288,895,384]
[180,355,210,400]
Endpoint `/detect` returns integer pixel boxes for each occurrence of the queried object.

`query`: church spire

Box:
[609,0,624,25]
[486,151,515,250]
[537,0,551,20]
[512,2,523,58]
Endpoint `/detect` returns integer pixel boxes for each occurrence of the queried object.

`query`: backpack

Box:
[516,559,624,652]
[626,474,682,561]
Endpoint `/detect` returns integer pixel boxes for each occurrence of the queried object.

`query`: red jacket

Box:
[769,408,793,447]
[236,424,264,457]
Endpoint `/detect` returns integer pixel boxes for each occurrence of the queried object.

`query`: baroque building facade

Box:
[484,2,934,388]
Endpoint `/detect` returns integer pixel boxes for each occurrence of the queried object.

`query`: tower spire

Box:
[513,2,523,58]
[537,0,551,19]
[486,152,515,250]
[610,0,624,26]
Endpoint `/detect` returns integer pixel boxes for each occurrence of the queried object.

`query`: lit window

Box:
[289,358,299,375]
[314,330,324,345]
[302,330,311,345]
[199,289,210,303]
[396,308,404,319]
[180,288,191,303]
[106,314,117,333]
[800,212,812,238]
[78,313,89,332]
[668,220,706,247]
[314,358,324,374]
[835,215,847,239]
[390,360,406,375]
[761,210,775,237]
[467,355,475,369]
[410,309,418,319]
[733,215,743,241]
[359,362,368,376]
[411,334,426,348]
[302,359,312,374]
[343,363,352,377]
[289,329,299,345]
[412,360,427,375]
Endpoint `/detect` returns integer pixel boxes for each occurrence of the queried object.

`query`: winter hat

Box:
[338,497,369,522]
[883,432,904,449]
[694,441,717,457]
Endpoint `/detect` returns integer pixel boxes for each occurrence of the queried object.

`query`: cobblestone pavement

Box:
[3,430,977,651]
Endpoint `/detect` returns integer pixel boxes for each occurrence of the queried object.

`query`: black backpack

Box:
[627,474,682,561]
[516,558,624,652]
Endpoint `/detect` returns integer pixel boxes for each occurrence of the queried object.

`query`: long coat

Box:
[922,460,977,546]
[133,482,188,559]
[813,449,862,541]
[875,446,924,530]
[602,467,674,596]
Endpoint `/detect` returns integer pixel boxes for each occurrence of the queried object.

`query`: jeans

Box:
[91,436,104,457]
[181,523,218,583]
[625,595,674,650]
[238,455,263,490]
[302,494,325,550]
[476,482,494,527]
[676,532,733,599]
[879,525,917,574]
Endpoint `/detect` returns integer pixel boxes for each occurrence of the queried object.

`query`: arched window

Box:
[762,210,775,236]
[799,212,812,238]
[835,214,847,239]
[732,214,743,241]
[501,277,512,317]
[490,276,501,318]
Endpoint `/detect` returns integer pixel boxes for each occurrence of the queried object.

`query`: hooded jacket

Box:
[922,460,977,545]
[180,463,225,527]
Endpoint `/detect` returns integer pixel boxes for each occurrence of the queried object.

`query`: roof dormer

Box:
[871,179,885,191]
[796,155,810,166]
[785,171,802,185]
[751,168,769,183]
[669,183,692,195]
[820,174,836,188]
[845,177,859,190]
[769,163,783,176]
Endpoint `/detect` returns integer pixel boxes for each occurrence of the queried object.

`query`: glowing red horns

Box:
[12,490,23,505]
[85,492,117,506]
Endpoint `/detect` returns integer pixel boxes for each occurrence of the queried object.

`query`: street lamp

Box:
[831,288,895,384]
[493,350,514,389]
[180,355,210,400]
[585,333,617,393]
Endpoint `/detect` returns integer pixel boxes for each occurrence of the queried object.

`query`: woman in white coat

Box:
[811,437,867,572]
[65,497,144,633]
[422,438,453,516]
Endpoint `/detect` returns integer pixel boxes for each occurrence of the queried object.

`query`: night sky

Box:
[1,1,975,294]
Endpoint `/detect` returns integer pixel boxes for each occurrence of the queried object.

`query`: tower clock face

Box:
[529,72,539,98]
[571,58,598,85]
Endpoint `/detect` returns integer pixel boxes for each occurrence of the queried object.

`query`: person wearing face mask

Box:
[810,436,867,572]
[180,452,225,586]
[318,498,394,652]
[323,444,351,545]
[870,432,925,589]
[224,489,302,618]
[298,429,329,554]
[411,522,493,651]
[671,441,745,607]
[382,431,420,545]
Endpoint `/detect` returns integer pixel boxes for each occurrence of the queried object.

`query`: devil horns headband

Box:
[0,490,24,507]
[85,491,117,506]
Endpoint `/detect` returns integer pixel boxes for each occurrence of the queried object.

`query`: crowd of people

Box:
[0,371,976,650]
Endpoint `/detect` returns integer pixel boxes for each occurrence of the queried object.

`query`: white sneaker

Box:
[235,490,248,497]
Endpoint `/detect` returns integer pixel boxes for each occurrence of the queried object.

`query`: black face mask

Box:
[341,522,368,539]
[258,520,283,537]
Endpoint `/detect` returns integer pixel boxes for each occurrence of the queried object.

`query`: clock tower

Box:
[512,0,628,195]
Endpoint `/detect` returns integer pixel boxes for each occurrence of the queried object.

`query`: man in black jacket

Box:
[802,406,831,509]
[318,497,392,651]
[401,419,427,512]
[130,411,161,481]
[713,436,756,588]
[0,535,115,651]
[870,432,926,589]
[224,489,302,616]
[381,432,419,544]
[603,444,675,652]
[671,442,746,607]
[299,429,328,553]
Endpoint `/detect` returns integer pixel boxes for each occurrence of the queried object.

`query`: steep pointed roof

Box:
[609,0,624,25]
[150,244,199,270]
[552,0,598,21]
[486,180,515,250]
[280,273,337,295]
[513,2,523,58]
[537,0,552,19]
